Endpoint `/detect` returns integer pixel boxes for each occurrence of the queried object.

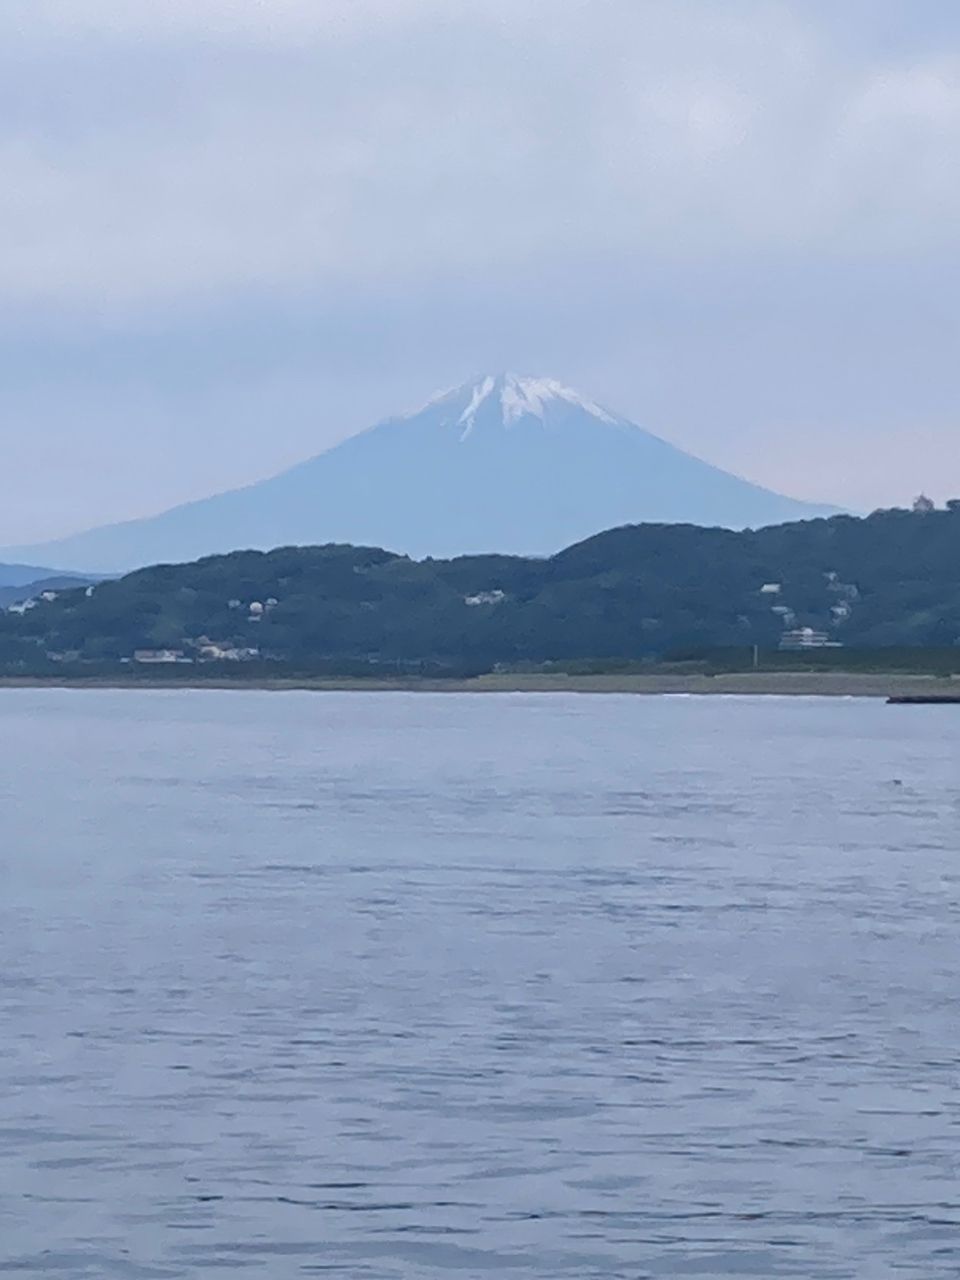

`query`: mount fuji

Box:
[5,374,839,573]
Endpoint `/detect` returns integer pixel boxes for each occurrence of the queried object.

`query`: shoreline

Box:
[0,672,958,698]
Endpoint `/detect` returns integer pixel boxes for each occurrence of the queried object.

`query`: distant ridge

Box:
[2,373,840,573]
[0,561,74,589]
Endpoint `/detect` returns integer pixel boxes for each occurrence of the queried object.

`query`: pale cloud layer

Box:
[1,0,958,542]
[3,0,960,304]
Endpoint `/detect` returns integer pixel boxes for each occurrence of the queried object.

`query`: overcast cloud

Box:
[2,0,958,543]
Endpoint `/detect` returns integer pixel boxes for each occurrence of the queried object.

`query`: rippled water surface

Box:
[1,690,960,1278]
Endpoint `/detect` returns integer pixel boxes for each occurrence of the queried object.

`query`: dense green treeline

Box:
[1,507,959,669]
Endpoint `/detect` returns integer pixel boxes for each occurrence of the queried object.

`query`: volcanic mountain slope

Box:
[3,374,839,572]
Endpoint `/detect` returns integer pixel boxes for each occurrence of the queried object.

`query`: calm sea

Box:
[1,690,959,1278]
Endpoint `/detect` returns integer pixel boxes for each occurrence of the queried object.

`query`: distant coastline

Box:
[1,671,958,698]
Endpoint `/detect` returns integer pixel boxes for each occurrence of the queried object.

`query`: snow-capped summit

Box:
[419,372,619,438]
[2,373,840,572]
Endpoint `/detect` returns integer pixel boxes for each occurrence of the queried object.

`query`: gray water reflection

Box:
[1,690,959,1278]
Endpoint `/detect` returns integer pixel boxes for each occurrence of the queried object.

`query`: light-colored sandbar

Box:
[0,671,958,697]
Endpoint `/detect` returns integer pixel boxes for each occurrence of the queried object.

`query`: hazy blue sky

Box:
[2,0,959,543]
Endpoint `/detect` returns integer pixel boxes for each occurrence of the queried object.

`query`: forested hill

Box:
[2,506,959,668]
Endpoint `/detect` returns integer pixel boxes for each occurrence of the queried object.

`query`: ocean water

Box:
[1,690,959,1279]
